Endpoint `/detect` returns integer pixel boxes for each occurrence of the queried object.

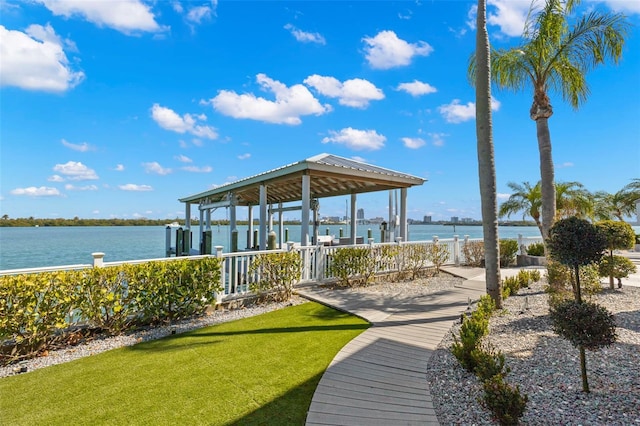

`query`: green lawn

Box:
[0,302,369,425]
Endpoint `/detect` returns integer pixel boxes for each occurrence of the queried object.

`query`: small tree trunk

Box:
[580,345,589,393]
[609,250,615,290]
[574,264,582,304]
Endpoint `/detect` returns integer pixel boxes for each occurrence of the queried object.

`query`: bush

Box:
[0,271,77,361]
[0,257,223,365]
[476,294,496,318]
[329,247,376,287]
[249,252,302,302]
[78,267,134,334]
[463,241,484,267]
[397,244,427,280]
[514,269,541,289]
[499,240,519,267]
[550,300,617,351]
[598,255,637,286]
[526,242,545,257]
[502,276,521,299]
[451,311,489,372]
[481,375,528,426]
[546,261,602,305]
[425,243,450,275]
[472,343,509,382]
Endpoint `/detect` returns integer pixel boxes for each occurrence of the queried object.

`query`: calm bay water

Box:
[2,224,637,271]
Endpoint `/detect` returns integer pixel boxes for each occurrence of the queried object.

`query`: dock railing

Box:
[0,234,544,304]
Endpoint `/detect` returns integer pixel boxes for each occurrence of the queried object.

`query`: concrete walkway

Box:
[298,268,488,426]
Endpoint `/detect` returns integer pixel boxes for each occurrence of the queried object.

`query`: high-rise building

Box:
[451,216,459,223]
[423,215,432,223]
[357,208,365,220]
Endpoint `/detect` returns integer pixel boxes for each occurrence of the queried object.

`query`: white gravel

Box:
[426,279,640,426]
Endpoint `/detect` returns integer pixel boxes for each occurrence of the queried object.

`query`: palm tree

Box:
[488,0,630,240]
[499,180,592,237]
[475,0,502,308]
[593,180,640,221]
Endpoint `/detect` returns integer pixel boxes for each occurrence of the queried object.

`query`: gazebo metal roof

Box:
[179,153,426,206]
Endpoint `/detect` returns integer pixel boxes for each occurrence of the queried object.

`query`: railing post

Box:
[518,233,525,255]
[214,246,224,302]
[287,241,295,251]
[92,252,105,268]
[453,235,460,266]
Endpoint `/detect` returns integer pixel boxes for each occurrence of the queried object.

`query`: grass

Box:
[0,302,369,425]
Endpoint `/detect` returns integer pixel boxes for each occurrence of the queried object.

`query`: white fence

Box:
[0,234,544,303]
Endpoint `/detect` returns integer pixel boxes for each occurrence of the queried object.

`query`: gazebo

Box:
[176,153,426,254]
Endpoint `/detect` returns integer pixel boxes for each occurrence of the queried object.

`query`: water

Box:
[1,224,637,271]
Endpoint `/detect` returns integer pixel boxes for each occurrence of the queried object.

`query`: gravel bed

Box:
[1,296,308,378]
[426,280,640,426]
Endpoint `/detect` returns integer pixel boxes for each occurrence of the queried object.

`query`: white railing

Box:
[0,234,545,303]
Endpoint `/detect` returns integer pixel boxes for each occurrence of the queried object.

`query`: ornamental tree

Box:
[595,220,635,289]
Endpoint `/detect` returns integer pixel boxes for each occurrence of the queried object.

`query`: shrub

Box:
[463,241,484,267]
[126,258,222,324]
[451,312,489,372]
[526,242,545,257]
[249,252,302,302]
[545,261,601,305]
[78,267,134,334]
[425,243,450,275]
[596,220,636,289]
[329,247,376,287]
[598,255,637,287]
[397,244,427,280]
[0,271,77,361]
[499,240,519,267]
[549,300,617,351]
[481,375,528,426]
[472,343,509,382]
[502,276,520,299]
[476,294,496,318]
[514,269,541,289]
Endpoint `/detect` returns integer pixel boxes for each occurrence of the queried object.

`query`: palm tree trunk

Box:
[475,0,502,308]
[536,117,556,240]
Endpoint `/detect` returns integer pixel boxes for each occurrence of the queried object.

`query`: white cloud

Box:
[48,174,65,182]
[284,24,326,44]
[62,138,94,152]
[304,75,384,108]
[119,184,153,191]
[396,80,437,97]
[142,161,172,175]
[438,97,501,123]
[497,193,511,200]
[556,161,574,168]
[601,0,640,14]
[486,0,533,37]
[182,165,212,173]
[65,184,98,191]
[175,154,192,163]
[53,161,99,180]
[37,0,164,34]
[207,74,331,125]
[151,104,218,139]
[238,153,251,160]
[362,30,433,69]
[0,24,84,92]
[115,164,125,171]
[322,128,386,151]
[401,137,425,149]
[429,133,447,147]
[10,186,62,196]
[186,5,213,24]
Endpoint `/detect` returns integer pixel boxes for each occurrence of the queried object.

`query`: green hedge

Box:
[0,257,222,364]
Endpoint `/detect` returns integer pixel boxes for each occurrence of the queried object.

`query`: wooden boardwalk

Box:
[298,270,486,426]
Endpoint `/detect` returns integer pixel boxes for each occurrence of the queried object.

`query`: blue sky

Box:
[1,0,639,222]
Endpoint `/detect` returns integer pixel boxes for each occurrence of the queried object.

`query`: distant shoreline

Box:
[0,217,538,228]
